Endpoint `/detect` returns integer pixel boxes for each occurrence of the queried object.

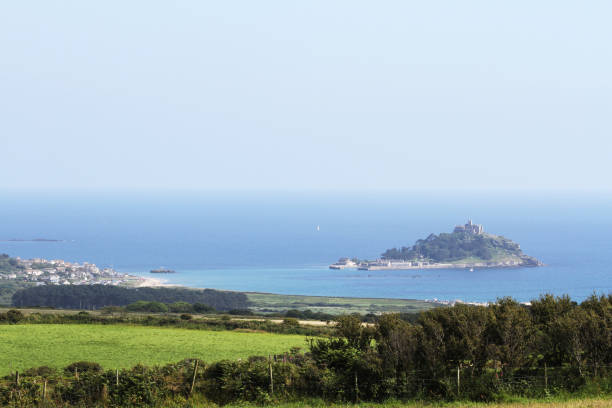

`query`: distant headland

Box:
[330,220,543,271]
[1,238,63,242]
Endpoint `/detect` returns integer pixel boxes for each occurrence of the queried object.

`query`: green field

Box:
[0,324,307,375]
[247,292,439,315]
[215,399,612,408]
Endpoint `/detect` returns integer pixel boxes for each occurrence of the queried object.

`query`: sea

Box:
[1,191,611,303]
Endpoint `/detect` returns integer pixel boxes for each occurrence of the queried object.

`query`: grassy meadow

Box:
[215,398,612,407]
[0,324,307,375]
[247,292,439,315]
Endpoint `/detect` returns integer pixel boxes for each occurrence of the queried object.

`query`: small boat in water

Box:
[329,257,357,269]
[150,268,176,274]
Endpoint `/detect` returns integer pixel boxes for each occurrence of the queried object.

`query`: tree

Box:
[487,298,534,368]
[336,314,375,351]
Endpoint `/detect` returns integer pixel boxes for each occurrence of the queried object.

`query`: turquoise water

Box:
[1,191,611,303]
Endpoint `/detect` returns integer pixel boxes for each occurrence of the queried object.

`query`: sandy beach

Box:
[132,276,174,288]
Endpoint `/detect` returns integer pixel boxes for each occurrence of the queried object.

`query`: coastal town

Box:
[0,256,150,287]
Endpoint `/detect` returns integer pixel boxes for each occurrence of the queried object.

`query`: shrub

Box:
[180,313,193,320]
[126,301,169,313]
[64,361,103,375]
[26,312,42,322]
[23,365,57,377]
[101,306,124,315]
[169,302,193,313]
[282,318,300,327]
[228,308,254,315]
[193,303,215,313]
[76,311,92,321]
[6,309,24,323]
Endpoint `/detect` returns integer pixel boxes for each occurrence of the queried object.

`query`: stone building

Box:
[454,219,484,234]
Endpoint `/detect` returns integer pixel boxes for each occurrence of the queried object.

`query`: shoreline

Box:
[331,255,543,271]
[121,284,524,311]
[129,278,438,303]
[360,261,542,271]
[128,280,451,310]
[124,272,527,307]
[129,276,177,288]
[129,277,559,308]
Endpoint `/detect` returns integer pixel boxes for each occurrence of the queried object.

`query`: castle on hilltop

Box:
[454,219,484,235]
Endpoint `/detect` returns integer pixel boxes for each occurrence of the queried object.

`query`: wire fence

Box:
[1,362,611,406]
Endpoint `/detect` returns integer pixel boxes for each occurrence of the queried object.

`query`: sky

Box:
[1,1,611,192]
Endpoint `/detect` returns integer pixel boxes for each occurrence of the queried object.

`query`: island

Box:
[1,238,63,242]
[330,220,543,271]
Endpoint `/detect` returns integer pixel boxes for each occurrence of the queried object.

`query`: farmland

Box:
[246,292,439,315]
[0,295,610,407]
[0,324,307,375]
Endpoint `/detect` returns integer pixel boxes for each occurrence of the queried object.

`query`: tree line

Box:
[11,285,250,311]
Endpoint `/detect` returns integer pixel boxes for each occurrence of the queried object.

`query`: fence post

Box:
[101,384,109,403]
[43,379,47,401]
[268,355,274,396]
[544,363,548,393]
[457,365,460,396]
[116,369,119,386]
[189,360,199,396]
[354,371,359,403]
[15,371,19,386]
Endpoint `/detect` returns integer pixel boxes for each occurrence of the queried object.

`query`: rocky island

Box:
[331,220,542,271]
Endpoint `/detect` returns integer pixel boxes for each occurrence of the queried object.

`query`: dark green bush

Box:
[193,303,215,313]
[282,317,300,327]
[228,308,254,315]
[23,365,57,377]
[5,309,24,323]
[126,301,169,313]
[168,301,193,313]
[64,361,103,375]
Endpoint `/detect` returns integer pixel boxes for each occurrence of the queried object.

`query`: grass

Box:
[213,398,612,407]
[0,324,307,375]
[180,397,612,407]
[247,292,439,315]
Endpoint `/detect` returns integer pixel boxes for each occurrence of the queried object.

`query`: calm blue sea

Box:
[1,191,611,303]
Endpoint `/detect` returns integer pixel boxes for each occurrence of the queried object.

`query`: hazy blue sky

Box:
[1,1,610,191]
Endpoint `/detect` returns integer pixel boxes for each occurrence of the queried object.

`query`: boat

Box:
[150,268,176,274]
[329,257,357,270]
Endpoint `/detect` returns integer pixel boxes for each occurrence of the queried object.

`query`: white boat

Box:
[329,257,356,269]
